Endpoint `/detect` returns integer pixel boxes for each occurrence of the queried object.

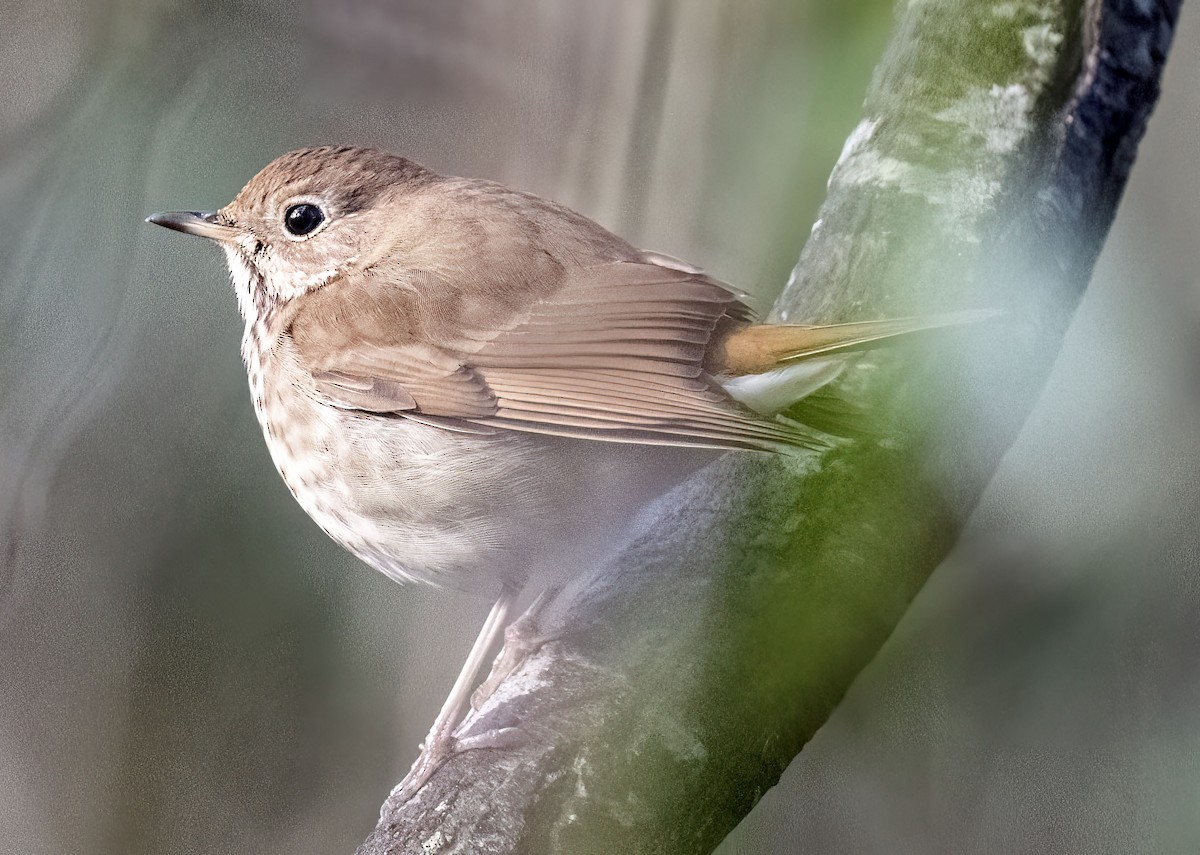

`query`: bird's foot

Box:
[471,587,561,712]
[383,588,557,811]
[384,724,457,810]
[383,725,528,814]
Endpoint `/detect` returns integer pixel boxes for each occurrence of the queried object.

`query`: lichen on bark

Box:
[361,1,1180,852]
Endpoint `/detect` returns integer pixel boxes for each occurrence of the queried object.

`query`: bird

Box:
[147,144,984,800]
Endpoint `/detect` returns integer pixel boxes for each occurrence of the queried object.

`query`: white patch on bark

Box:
[832,146,913,191]
[830,118,879,188]
[936,83,1033,153]
[1023,23,1064,70]
[943,174,1003,234]
[831,140,1003,242]
[573,755,589,798]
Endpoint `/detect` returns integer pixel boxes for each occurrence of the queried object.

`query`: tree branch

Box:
[359,1,1181,852]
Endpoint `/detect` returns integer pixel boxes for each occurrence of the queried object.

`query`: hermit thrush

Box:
[148,145,981,799]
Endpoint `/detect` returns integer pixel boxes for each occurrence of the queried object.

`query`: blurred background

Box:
[1,1,1196,853]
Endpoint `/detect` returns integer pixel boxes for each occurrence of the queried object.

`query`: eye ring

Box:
[284,203,325,237]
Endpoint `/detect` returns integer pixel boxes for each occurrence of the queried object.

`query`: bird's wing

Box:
[287,272,497,418]
[287,257,824,451]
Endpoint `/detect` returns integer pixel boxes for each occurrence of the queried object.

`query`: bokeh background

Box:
[1,2,1197,853]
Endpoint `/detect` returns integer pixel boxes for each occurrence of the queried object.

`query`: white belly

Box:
[250,347,547,591]
[250,342,706,594]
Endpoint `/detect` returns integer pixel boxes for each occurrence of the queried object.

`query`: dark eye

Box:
[284,203,324,236]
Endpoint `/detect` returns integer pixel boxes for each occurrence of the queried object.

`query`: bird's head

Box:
[148,145,436,322]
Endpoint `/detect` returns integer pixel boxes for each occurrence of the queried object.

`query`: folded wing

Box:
[287,257,825,452]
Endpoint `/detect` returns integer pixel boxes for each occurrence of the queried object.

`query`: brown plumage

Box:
[288,255,816,451]
[146,143,991,584]
[184,146,948,455]
[147,145,990,799]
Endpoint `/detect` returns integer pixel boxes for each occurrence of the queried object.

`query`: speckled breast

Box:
[243,334,548,592]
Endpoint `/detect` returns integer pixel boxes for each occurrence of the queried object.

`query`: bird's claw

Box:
[471,588,560,711]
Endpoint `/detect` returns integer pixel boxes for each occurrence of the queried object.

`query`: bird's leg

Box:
[386,588,516,806]
[468,586,561,714]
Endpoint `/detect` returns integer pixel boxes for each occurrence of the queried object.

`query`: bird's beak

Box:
[145,211,239,242]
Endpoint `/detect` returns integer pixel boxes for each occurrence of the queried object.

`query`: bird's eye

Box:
[284,203,325,236]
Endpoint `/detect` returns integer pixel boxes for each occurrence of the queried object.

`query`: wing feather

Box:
[287,256,814,450]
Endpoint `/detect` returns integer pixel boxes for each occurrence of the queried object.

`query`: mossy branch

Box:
[359,1,1181,852]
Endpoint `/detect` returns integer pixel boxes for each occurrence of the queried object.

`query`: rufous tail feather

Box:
[714,309,1000,376]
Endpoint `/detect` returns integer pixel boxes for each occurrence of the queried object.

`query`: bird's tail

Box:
[715,309,999,376]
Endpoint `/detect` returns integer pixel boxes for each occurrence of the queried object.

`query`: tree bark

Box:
[359,0,1182,852]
